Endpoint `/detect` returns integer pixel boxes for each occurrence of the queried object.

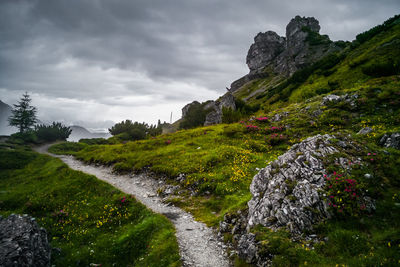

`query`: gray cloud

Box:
[0,0,399,128]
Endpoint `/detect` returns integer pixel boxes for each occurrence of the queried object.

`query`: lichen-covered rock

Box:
[380,133,400,149]
[0,214,51,267]
[247,134,350,234]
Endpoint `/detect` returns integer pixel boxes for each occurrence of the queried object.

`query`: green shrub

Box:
[179,102,210,129]
[35,122,72,142]
[361,59,400,77]
[109,120,160,141]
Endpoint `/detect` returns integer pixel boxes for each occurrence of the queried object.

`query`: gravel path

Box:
[34,144,231,267]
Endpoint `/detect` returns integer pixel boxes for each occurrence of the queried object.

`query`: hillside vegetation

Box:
[49,15,400,266]
[0,144,180,266]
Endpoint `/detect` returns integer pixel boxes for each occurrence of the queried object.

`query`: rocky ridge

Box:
[230,16,341,92]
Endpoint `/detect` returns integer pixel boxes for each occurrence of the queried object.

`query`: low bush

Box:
[35,122,72,142]
[361,59,400,77]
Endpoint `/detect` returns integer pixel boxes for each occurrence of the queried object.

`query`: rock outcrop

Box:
[0,214,51,267]
[380,132,400,149]
[246,31,285,72]
[231,16,342,92]
[181,92,236,127]
[204,92,236,126]
[247,134,355,234]
[182,101,200,118]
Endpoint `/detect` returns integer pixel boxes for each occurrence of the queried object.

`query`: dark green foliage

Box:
[222,99,260,124]
[179,102,209,129]
[356,14,400,44]
[109,120,161,141]
[334,40,349,49]
[235,98,260,114]
[301,26,332,46]
[361,59,400,77]
[0,146,36,169]
[35,122,72,142]
[9,131,38,144]
[222,107,241,124]
[8,92,37,133]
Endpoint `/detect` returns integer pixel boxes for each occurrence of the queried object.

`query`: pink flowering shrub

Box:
[266,133,287,145]
[245,125,260,132]
[255,116,269,122]
[264,126,285,134]
[324,172,367,216]
[165,139,171,145]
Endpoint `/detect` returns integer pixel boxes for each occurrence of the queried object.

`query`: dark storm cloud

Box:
[0,0,399,126]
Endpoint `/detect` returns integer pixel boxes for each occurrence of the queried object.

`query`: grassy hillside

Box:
[48,15,400,266]
[233,15,400,113]
[0,144,180,267]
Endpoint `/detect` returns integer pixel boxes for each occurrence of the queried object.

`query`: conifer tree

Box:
[8,92,37,133]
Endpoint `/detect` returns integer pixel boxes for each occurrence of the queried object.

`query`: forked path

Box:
[34,144,230,267]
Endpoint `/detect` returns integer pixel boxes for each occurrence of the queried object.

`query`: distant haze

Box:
[1,0,399,128]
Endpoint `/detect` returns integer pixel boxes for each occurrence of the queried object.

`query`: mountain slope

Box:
[48,15,400,266]
[233,14,400,111]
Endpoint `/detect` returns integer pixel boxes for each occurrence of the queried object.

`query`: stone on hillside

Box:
[380,133,400,149]
[204,110,222,126]
[357,127,373,135]
[0,214,51,267]
[247,134,353,235]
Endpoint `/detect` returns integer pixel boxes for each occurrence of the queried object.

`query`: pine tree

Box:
[8,92,37,133]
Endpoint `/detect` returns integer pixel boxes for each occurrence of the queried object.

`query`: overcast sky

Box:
[1,0,399,130]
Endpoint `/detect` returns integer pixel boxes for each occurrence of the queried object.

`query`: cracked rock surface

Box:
[248,134,340,234]
[0,214,51,267]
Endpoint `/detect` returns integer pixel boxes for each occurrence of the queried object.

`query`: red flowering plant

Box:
[245,125,260,132]
[255,116,269,123]
[266,133,287,145]
[324,171,367,217]
[264,126,285,134]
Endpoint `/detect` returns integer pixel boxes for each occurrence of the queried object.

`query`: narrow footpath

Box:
[34,144,231,267]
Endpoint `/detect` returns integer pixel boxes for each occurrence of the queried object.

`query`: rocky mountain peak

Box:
[244,15,339,79]
[286,16,320,40]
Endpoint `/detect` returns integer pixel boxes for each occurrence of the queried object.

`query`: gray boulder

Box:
[357,127,373,135]
[380,133,400,149]
[0,214,51,267]
[247,134,352,234]
[321,94,358,108]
